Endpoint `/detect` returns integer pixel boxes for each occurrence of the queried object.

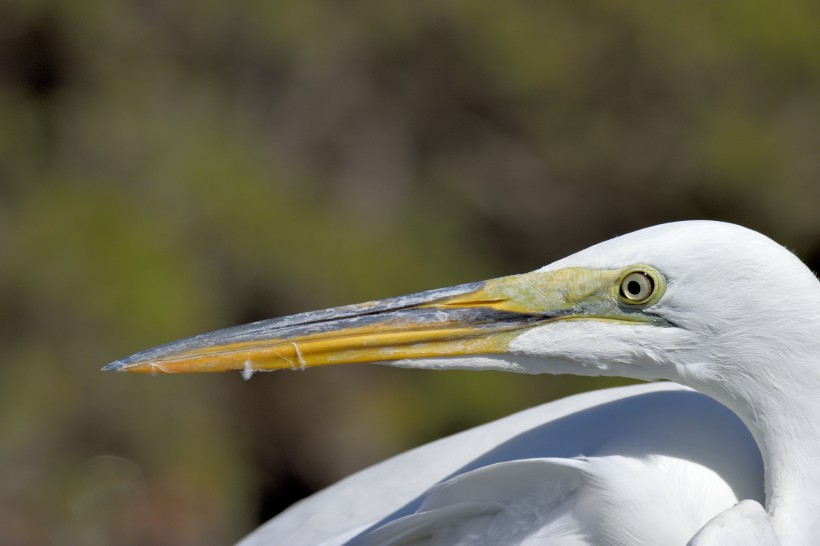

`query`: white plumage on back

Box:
[240,382,763,545]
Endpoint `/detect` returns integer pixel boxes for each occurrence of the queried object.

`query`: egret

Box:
[104,220,820,545]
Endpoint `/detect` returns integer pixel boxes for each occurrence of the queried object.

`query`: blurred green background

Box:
[1,1,819,544]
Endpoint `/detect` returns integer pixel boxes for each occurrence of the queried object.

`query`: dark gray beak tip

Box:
[101,360,128,372]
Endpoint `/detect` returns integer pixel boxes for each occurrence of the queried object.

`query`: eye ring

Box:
[619,271,655,304]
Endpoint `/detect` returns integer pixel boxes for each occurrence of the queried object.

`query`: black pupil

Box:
[627,280,642,295]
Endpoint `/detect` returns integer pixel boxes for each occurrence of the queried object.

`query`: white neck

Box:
[751,383,820,545]
[690,351,820,545]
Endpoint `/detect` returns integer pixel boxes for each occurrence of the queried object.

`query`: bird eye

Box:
[619,271,654,303]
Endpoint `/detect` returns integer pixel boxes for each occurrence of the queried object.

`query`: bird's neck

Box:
[754,387,820,545]
[699,353,820,545]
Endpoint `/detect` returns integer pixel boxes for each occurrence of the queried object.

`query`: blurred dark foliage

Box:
[1,1,819,544]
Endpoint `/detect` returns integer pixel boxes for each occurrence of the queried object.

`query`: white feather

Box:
[239,383,762,545]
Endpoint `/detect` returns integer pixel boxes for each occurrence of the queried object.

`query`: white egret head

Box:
[104,220,820,402]
[507,221,820,394]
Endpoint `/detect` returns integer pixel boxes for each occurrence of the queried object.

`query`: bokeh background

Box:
[2,1,819,544]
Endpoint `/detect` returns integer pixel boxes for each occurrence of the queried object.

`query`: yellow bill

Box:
[103,267,666,375]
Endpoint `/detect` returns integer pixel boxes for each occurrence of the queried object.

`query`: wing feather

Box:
[237,383,762,545]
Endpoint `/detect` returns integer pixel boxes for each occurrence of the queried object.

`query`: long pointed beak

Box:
[103,267,649,374]
[103,272,568,374]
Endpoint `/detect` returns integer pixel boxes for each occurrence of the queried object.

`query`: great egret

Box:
[104,221,820,545]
